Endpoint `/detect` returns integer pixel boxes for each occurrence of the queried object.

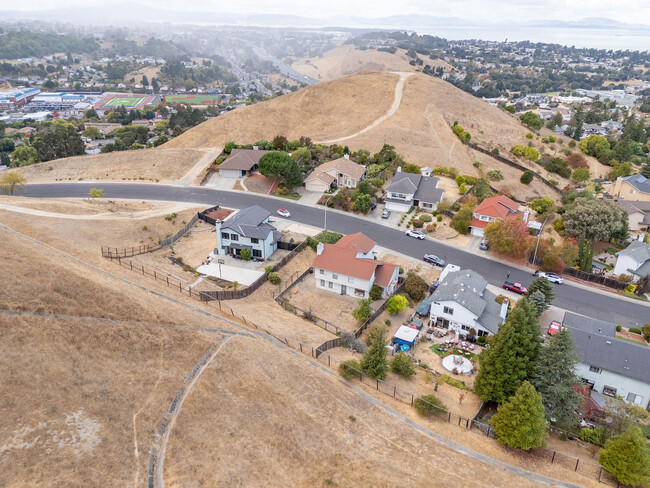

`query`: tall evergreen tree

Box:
[474,298,541,403]
[489,381,548,450]
[361,327,388,380]
[599,426,650,487]
[528,290,548,316]
[531,329,582,428]
[526,277,555,306]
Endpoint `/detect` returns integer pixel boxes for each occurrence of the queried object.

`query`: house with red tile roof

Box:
[312,232,399,299]
[470,195,528,237]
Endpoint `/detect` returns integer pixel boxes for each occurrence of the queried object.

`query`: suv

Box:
[479,238,489,251]
[405,230,425,240]
[539,272,563,284]
[381,209,391,219]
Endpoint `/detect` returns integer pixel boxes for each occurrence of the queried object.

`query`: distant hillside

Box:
[0,31,99,59]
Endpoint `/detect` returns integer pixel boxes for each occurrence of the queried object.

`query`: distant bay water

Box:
[411,25,649,51]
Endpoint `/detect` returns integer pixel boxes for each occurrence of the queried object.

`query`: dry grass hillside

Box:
[291,45,451,82]
[11,147,213,184]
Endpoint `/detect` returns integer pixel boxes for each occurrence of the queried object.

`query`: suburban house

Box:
[563,312,650,409]
[612,240,650,282]
[616,200,650,232]
[384,167,445,212]
[428,268,507,337]
[312,232,399,299]
[614,174,650,202]
[470,195,528,237]
[214,205,281,260]
[304,155,365,192]
[218,148,272,178]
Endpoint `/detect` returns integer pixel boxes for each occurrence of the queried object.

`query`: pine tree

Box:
[528,290,548,316]
[531,329,582,428]
[474,298,540,403]
[526,277,555,307]
[490,381,548,450]
[361,327,388,380]
[641,162,650,179]
[599,426,650,487]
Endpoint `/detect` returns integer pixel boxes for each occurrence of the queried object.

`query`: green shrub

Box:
[549,178,559,186]
[616,325,622,332]
[412,219,424,228]
[439,374,472,391]
[399,267,404,274]
[520,170,534,185]
[455,175,466,186]
[369,284,383,301]
[385,319,391,326]
[477,336,486,346]
[629,327,642,335]
[404,272,428,301]
[414,395,447,417]
[458,184,467,194]
[419,214,432,222]
[526,133,533,139]
[265,265,273,273]
[437,214,443,222]
[579,426,608,447]
[339,359,362,380]
[240,248,252,261]
[268,272,281,285]
[390,353,416,377]
[487,169,503,181]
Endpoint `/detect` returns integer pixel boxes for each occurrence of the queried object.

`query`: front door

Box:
[340,285,347,295]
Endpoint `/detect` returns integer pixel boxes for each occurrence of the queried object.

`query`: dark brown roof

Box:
[219,149,272,171]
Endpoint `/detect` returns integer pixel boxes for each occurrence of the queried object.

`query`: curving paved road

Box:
[16,182,649,327]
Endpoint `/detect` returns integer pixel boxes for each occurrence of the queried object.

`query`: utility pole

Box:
[324,197,331,230]
[532,218,548,268]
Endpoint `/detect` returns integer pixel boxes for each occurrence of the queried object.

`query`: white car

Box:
[539,272,563,284]
[405,230,425,240]
[277,208,291,218]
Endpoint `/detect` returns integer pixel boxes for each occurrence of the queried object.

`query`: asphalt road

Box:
[18,183,649,327]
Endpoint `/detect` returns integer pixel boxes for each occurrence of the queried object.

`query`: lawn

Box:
[617,336,648,346]
[104,96,145,107]
[430,343,477,361]
[273,189,302,200]
[164,94,223,104]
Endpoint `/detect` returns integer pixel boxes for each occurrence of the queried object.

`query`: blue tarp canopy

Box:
[416,301,431,316]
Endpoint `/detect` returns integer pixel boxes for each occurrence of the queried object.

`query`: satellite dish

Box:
[605,416,614,424]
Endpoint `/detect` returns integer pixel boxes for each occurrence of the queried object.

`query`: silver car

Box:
[539,272,563,284]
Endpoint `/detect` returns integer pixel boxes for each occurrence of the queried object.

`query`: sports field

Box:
[164,94,224,105]
[94,93,153,110]
[104,96,145,107]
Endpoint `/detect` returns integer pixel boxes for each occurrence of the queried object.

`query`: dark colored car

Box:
[423,254,446,267]
[479,238,489,251]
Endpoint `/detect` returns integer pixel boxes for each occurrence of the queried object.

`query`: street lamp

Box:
[324,197,331,231]
[531,217,548,269]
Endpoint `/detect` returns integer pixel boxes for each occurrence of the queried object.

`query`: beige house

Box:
[614,175,650,202]
[617,200,650,232]
[304,155,365,192]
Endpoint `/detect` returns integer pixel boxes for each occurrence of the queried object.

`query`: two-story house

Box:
[613,240,650,282]
[312,233,399,299]
[428,268,507,337]
[214,205,281,260]
[384,167,445,213]
[470,195,528,237]
[616,200,650,232]
[563,312,650,409]
[304,155,366,192]
[614,174,650,202]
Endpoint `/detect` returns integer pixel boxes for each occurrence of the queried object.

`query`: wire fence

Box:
[101,244,161,259]
[159,213,199,248]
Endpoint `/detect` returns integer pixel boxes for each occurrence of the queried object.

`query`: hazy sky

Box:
[3,0,650,25]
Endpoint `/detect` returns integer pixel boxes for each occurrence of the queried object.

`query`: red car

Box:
[502,281,528,294]
[547,321,562,336]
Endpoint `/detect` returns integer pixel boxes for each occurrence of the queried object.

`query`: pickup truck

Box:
[502,281,527,294]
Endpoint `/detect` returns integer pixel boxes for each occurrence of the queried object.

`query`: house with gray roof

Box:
[428,268,507,337]
[384,166,445,213]
[214,205,281,260]
[614,174,650,202]
[562,312,650,408]
[612,240,650,282]
[616,200,650,231]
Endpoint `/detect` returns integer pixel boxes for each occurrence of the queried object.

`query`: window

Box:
[250,238,259,244]
[348,277,354,283]
[320,269,325,275]
[320,279,326,287]
[603,386,617,397]
[443,306,454,315]
[252,249,261,258]
[421,202,432,208]
[391,192,407,199]
[354,288,365,296]
[328,281,333,289]
[221,232,230,240]
[332,274,338,280]
[627,393,643,405]
[589,366,602,374]
[230,234,238,241]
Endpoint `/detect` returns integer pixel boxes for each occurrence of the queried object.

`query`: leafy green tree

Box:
[403,272,428,301]
[88,188,103,200]
[361,327,388,380]
[531,329,582,428]
[528,290,548,316]
[10,145,38,166]
[240,248,252,261]
[291,147,311,163]
[489,381,548,450]
[579,135,610,160]
[599,427,650,487]
[519,111,543,130]
[224,141,236,153]
[272,135,288,150]
[352,193,373,214]
[571,167,590,183]
[451,204,474,234]
[386,294,409,315]
[0,172,27,195]
[414,395,447,417]
[473,178,493,203]
[641,162,650,179]
[0,138,16,153]
[402,163,420,174]
[352,298,372,324]
[546,113,564,130]
[520,170,534,185]
[365,163,382,178]
[530,196,554,217]
[474,298,540,403]
[369,285,383,301]
[258,151,302,189]
[82,126,101,139]
[526,277,555,307]
[390,353,416,377]
[32,120,84,162]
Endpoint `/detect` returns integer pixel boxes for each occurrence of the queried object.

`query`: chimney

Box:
[523,210,530,223]
[215,219,223,255]
[343,154,350,160]
[317,242,325,256]
[499,298,509,322]
[253,145,259,150]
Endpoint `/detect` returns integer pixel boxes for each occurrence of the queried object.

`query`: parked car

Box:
[405,230,425,240]
[381,209,391,219]
[502,281,528,294]
[479,238,489,251]
[277,208,291,218]
[539,272,563,284]
[547,321,562,336]
[423,254,446,267]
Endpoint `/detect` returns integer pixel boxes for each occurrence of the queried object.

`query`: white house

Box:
[312,233,399,299]
[214,205,281,260]
[613,240,650,282]
[304,155,365,192]
[428,268,507,337]
[384,167,444,212]
[563,312,650,409]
